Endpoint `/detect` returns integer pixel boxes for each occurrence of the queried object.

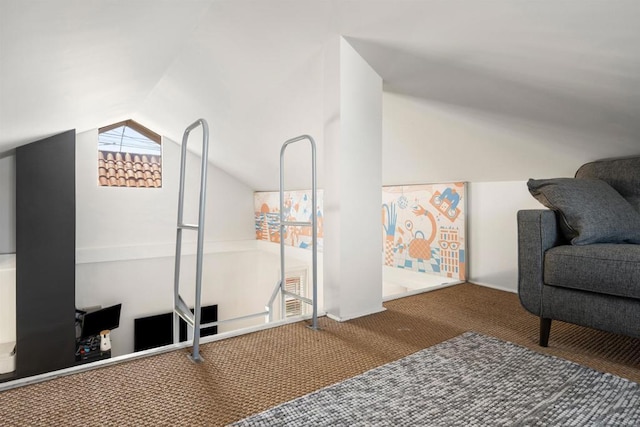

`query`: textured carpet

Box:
[233,332,640,426]
[0,283,638,426]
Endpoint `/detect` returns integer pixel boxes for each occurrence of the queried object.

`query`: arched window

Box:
[98,120,162,188]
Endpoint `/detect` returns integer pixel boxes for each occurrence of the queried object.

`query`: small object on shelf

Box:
[75,335,111,364]
[100,330,111,352]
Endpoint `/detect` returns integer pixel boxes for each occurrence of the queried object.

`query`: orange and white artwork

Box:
[254,190,324,251]
[382,183,466,280]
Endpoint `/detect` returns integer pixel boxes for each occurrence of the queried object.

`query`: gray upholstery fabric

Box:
[576,156,640,212]
[518,155,640,342]
[542,285,640,339]
[517,210,563,315]
[545,244,640,299]
[527,177,640,245]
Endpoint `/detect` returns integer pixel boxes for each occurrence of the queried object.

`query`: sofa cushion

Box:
[544,244,640,299]
[527,177,640,245]
[576,156,640,212]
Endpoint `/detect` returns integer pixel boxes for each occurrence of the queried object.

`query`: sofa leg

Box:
[540,317,552,347]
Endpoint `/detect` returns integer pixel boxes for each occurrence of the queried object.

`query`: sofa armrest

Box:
[517,210,564,315]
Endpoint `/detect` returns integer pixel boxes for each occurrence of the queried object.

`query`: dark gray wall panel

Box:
[16,130,76,378]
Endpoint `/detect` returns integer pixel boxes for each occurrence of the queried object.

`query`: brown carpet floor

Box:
[1,283,638,426]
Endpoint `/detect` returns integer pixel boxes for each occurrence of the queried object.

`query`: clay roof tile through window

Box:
[98,150,162,188]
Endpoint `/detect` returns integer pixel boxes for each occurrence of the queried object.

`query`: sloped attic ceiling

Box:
[1,1,639,191]
[0,1,210,148]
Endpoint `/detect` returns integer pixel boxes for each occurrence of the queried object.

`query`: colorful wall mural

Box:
[382,183,466,280]
[254,190,324,251]
[254,183,465,281]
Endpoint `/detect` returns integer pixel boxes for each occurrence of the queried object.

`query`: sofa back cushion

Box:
[527,177,640,245]
[576,156,640,212]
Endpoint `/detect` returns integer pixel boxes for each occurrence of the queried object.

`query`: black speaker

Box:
[133,305,217,352]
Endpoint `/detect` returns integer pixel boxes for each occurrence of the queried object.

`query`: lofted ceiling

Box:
[1,1,639,190]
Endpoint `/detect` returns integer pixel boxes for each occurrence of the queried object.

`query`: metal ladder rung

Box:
[179,223,199,230]
[175,296,194,326]
[281,221,312,227]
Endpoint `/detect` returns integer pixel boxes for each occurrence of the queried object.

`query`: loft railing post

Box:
[277,135,319,330]
[173,118,209,362]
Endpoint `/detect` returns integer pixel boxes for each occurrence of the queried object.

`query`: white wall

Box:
[2,126,303,361]
[76,245,304,356]
[323,37,384,320]
[383,92,594,185]
[381,92,588,292]
[1,128,262,265]
[0,154,15,254]
[74,128,257,353]
[76,239,321,357]
[467,181,542,292]
[76,129,255,258]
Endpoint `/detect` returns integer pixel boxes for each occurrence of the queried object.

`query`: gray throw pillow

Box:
[527,178,640,245]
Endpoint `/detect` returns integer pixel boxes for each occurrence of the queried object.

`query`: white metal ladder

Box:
[174,131,319,363]
[173,118,209,362]
[267,135,319,330]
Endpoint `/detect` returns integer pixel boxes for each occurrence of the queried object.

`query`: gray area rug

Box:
[232,332,639,426]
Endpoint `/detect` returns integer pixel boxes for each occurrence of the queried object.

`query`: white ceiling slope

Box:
[1,1,639,190]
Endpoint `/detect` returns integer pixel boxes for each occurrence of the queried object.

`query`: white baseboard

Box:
[470,280,518,294]
[383,281,464,302]
[326,306,387,322]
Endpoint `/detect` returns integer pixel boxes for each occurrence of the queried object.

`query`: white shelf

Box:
[0,254,16,344]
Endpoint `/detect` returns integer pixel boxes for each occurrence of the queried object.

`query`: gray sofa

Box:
[518,156,640,346]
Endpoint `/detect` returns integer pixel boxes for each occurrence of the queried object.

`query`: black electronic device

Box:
[133,305,217,352]
[75,335,111,364]
[81,303,122,338]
